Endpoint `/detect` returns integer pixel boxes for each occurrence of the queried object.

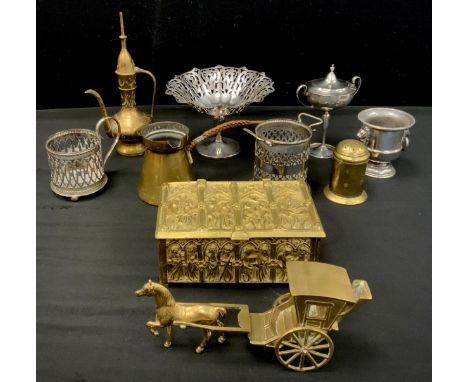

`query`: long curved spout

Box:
[85,89,112,134]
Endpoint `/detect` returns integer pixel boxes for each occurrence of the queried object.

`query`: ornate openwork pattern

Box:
[165,65,274,119]
[253,119,311,180]
[254,166,307,181]
[46,129,105,192]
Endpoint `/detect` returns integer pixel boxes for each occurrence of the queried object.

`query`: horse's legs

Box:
[195,329,212,353]
[163,325,173,348]
[145,321,160,336]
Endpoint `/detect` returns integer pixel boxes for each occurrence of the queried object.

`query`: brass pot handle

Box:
[295,84,309,107]
[352,76,362,94]
[187,120,262,151]
[135,67,157,119]
[95,116,121,167]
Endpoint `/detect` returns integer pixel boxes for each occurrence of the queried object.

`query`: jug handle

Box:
[187,119,263,151]
[298,112,323,129]
[135,67,157,119]
[351,76,362,94]
[296,84,309,107]
[95,116,121,167]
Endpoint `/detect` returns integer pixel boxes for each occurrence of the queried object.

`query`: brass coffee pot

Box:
[86,12,157,156]
[138,122,195,206]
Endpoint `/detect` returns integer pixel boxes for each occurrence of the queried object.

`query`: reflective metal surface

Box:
[296,65,361,158]
[86,12,157,156]
[155,179,325,283]
[45,117,120,201]
[136,261,372,372]
[324,139,370,205]
[357,108,415,178]
[244,113,322,180]
[166,65,274,159]
[137,122,194,206]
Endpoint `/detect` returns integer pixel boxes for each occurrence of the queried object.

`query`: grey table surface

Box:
[37,105,431,382]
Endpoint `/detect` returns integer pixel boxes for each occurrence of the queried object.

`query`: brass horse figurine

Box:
[135,279,226,353]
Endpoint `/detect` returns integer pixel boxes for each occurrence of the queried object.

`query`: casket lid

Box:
[155,179,325,240]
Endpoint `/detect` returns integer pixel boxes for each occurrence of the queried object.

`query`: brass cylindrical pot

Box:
[138,122,194,206]
[324,139,369,205]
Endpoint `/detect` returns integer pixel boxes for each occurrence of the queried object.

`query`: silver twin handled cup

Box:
[244,113,323,180]
[357,108,415,178]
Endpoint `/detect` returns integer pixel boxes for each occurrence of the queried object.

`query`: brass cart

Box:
[247,261,372,371]
[138,261,371,372]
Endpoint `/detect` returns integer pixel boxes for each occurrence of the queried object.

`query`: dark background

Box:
[37,0,431,109]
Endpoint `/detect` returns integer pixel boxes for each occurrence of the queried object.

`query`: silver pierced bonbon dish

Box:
[166,65,275,159]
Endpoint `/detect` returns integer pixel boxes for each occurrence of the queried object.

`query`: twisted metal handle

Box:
[187,120,263,151]
[352,76,362,95]
[135,67,157,119]
[95,116,121,167]
[295,84,309,107]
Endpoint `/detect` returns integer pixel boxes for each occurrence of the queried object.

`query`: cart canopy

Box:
[286,261,355,303]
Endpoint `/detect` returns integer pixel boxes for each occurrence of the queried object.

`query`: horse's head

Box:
[135,279,157,297]
[135,279,176,307]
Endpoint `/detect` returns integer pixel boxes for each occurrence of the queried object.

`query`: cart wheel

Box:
[275,327,334,372]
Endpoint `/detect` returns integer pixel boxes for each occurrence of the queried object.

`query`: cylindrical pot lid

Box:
[334,139,370,163]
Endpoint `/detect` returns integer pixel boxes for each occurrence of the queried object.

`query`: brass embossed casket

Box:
[156,179,326,283]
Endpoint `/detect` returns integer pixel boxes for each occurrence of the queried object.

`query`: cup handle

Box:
[352,76,362,95]
[296,84,309,107]
[357,125,370,145]
[135,67,157,119]
[95,116,121,167]
[298,112,323,130]
[402,130,410,151]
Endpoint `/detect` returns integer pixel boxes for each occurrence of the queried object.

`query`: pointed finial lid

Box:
[308,64,352,91]
[116,12,136,75]
[324,64,338,84]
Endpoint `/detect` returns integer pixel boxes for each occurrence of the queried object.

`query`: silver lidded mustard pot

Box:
[324,139,370,205]
[85,12,157,156]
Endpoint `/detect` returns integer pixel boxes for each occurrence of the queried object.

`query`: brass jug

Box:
[138,122,195,206]
[86,12,157,156]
